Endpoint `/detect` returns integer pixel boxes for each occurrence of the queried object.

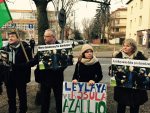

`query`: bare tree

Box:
[82,18,91,40]
[32,0,77,44]
[33,0,51,44]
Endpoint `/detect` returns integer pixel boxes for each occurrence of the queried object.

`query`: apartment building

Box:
[1,9,59,40]
[108,7,127,44]
[126,0,150,47]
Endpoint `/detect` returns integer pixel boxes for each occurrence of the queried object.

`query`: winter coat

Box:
[0,41,32,85]
[72,61,103,83]
[29,39,35,47]
[113,51,148,106]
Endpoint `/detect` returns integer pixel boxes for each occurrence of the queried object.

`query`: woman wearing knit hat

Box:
[72,44,103,85]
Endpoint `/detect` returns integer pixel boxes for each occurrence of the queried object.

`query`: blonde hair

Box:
[123,38,137,52]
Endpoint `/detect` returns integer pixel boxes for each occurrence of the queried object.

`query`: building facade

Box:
[1,9,59,40]
[108,7,127,44]
[126,0,150,47]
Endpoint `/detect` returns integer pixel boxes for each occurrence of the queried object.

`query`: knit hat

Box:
[81,44,93,54]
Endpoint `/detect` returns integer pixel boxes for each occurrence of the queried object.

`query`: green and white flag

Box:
[0,32,2,48]
[0,0,12,48]
[0,0,12,28]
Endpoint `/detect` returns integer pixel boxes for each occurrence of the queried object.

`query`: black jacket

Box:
[72,61,103,83]
[114,51,148,106]
[0,41,32,85]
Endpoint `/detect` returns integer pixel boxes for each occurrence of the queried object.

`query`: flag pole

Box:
[15,30,29,62]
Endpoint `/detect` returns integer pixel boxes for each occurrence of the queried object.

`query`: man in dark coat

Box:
[29,29,68,113]
[0,31,32,113]
[29,38,35,54]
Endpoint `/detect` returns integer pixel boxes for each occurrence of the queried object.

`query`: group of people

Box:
[0,28,149,113]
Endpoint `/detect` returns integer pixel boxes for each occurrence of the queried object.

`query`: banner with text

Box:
[38,43,73,70]
[110,58,150,90]
[62,82,107,113]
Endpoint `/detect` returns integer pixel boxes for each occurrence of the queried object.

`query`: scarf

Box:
[80,56,98,65]
[9,43,20,63]
[121,50,138,59]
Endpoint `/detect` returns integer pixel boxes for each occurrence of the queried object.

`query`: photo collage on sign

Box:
[110,58,150,90]
[38,43,73,70]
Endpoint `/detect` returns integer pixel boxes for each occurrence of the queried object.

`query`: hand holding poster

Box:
[62,82,107,113]
[38,43,73,70]
[110,58,150,90]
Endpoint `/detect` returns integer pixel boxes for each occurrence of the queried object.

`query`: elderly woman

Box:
[113,38,148,113]
[72,44,103,85]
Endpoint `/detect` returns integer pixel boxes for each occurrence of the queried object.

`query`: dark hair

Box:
[8,32,18,38]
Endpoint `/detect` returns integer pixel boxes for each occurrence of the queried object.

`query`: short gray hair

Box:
[45,29,56,37]
[123,38,137,52]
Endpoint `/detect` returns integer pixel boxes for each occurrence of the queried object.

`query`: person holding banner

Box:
[29,37,35,54]
[0,31,32,113]
[112,38,148,113]
[72,44,103,85]
[29,29,68,113]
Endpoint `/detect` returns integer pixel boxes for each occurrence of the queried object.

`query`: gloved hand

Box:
[72,79,78,84]
[88,80,95,86]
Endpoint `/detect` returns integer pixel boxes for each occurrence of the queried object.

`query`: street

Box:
[30,58,112,84]
[64,58,111,83]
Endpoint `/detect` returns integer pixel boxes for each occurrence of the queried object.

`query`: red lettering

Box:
[70,91,76,99]
[89,92,95,100]
[77,92,82,99]
[83,92,88,100]
[95,92,101,101]
[101,93,106,101]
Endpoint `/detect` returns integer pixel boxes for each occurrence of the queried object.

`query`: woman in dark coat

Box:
[113,38,148,113]
[72,44,103,85]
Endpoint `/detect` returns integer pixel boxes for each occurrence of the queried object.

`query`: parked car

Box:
[77,40,84,45]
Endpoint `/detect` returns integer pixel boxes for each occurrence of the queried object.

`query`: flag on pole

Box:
[0,0,12,28]
[0,33,2,48]
[0,0,12,48]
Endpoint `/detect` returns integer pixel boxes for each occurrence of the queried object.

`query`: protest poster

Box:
[62,82,107,113]
[37,43,73,70]
[110,58,150,90]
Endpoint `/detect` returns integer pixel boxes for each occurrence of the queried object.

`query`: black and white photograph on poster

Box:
[38,43,73,70]
[0,50,11,67]
[110,58,150,90]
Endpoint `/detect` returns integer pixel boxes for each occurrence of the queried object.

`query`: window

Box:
[131,6,133,14]
[140,0,143,9]
[115,28,119,32]
[139,16,142,26]
[130,20,132,29]
[115,19,120,25]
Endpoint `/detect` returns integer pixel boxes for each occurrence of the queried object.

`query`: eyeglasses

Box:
[44,35,53,38]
